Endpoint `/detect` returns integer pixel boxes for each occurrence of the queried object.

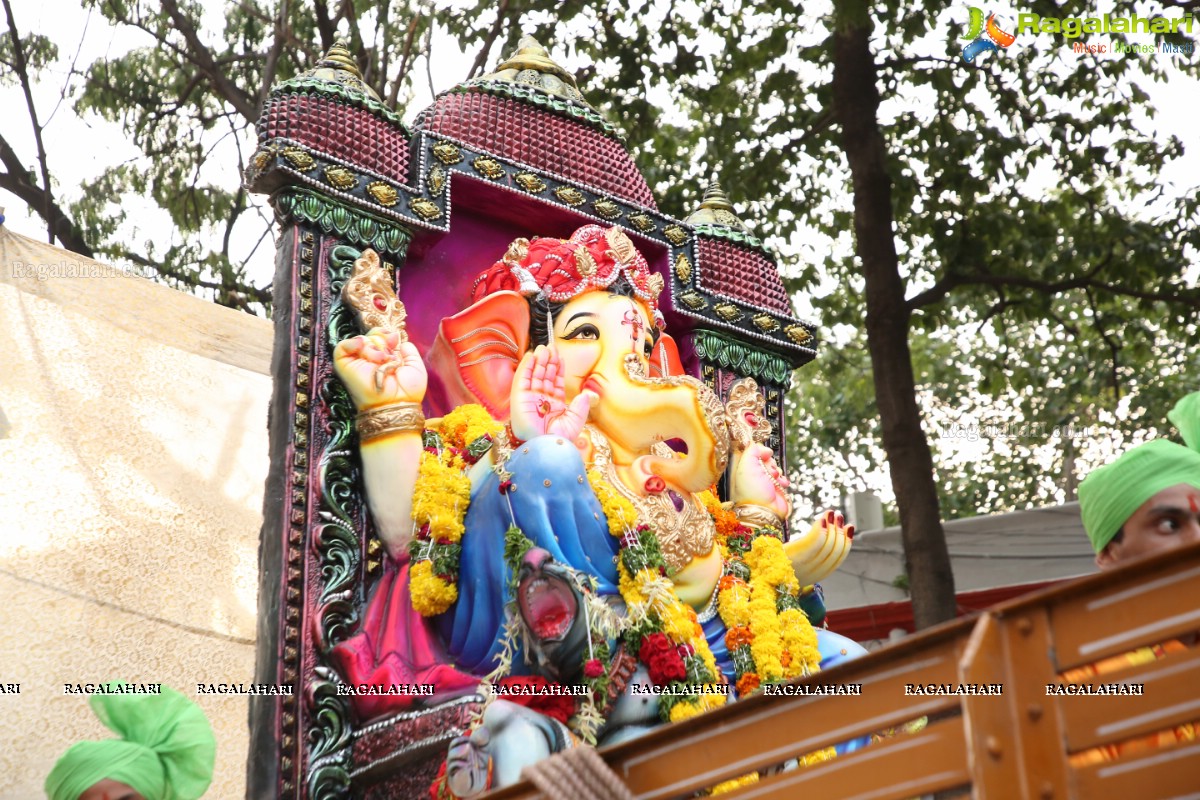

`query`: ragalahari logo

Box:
[961,8,1017,63]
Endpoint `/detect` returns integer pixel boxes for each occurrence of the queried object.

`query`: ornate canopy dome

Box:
[412,36,657,209]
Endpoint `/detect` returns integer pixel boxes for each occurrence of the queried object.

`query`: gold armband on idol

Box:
[356,403,425,443]
[733,503,784,531]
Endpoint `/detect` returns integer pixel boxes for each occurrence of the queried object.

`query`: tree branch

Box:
[907,268,1193,311]
[159,0,259,122]
[1084,287,1122,401]
[387,14,421,108]
[467,0,510,80]
[2,0,55,244]
[258,0,289,107]
[0,134,93,257]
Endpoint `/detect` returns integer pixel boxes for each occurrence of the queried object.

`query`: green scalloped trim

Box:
[692,223,775,258]
[452,80,624,141]
[277,189,413,257]
[693,329,794,385]
[270,77,411,132]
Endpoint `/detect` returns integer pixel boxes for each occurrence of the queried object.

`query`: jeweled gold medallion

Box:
[324,165,357,190]
[628,213,655,233]
[410,198,441,220]
[282,147,315,170]
[366,181,399,207]
[554,186,586,206]
[785,324,813,345]
[515,172,546,193]
[752,314,779,333]
[252,147,275,170]
[429,166,446,195]
[593,198,621,219]
[664,225,687,246]
[674,254,692,283]
[714,302,742,322]
[472,157,505,180]
[432,142,462,164]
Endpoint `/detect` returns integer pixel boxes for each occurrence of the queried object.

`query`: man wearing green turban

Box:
[44,685,215,800]
[1078,392,1200,569]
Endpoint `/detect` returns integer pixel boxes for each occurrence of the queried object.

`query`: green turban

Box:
[1078,392,1200,553]
[45,685,215,800]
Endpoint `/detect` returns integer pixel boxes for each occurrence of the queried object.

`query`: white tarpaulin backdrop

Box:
[0,223,271,799]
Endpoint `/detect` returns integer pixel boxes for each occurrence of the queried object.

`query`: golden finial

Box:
[300,37,381,101]
[495,35,579,88]
[319,38,362,76]
[478,34,591,107]
[684,179,748,231]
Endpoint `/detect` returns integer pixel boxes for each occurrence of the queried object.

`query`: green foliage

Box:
[0,29,58,85]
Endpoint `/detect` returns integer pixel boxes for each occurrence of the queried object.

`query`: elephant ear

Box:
[648,332,684,378]
[430,291,530,421]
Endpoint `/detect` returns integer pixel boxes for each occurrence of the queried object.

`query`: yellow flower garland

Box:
[617,541,726,722]
[407,404,502,617]
[411,454,470,543]
[715,525,823,695]
[589,468,638,536]
[779,608,821,679]
[411,560,460,616]
[711,772,759,795]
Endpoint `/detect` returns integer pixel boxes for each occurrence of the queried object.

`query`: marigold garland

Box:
[618,526,726,723]
[589,468,638,536]
[714,519,824,696]
[411,560,460,616]
[407,404,501,617]
[711,772,760,795]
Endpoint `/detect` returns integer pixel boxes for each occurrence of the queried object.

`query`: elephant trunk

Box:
[588,355,731,493]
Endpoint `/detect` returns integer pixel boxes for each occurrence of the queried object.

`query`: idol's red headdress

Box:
[469,224,666,327]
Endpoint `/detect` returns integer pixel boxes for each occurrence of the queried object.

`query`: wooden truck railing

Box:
[485,540,1200,800]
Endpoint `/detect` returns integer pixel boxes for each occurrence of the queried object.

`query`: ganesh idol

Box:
[330,224,860,791]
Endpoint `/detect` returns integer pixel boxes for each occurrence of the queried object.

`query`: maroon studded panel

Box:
[697,237,792,315]
[417,91,657,209]
[261,93,411,186]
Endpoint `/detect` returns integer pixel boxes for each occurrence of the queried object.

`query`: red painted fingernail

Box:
[826,510,835,523]
[846,526,856,540]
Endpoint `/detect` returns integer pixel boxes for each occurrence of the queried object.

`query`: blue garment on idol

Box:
[437,435,620,674]
[437,433,871,717]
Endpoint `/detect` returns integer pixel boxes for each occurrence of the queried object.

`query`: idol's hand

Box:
[785,510,854,585]
[729,442,791,520]
[510,345,597,441]
[333,329,427,409]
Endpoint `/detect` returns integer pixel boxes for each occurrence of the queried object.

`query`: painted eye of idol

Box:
[563,322,599,340]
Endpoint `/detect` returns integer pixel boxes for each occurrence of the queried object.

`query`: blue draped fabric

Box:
[436,432,871,721]
[437,435,620,674]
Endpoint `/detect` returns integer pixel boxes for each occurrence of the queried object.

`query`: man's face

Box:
[1096,483,1200,569]
[78,779,145,800]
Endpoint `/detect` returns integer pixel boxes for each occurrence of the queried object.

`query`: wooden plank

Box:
[959,610,1072,800]
[1072,736,1200,799]
[705,717,970,800]
[1059,643,1200,753]
[1045,551,1200,672]
[611,637,966,799]
[990,541,1200,621]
